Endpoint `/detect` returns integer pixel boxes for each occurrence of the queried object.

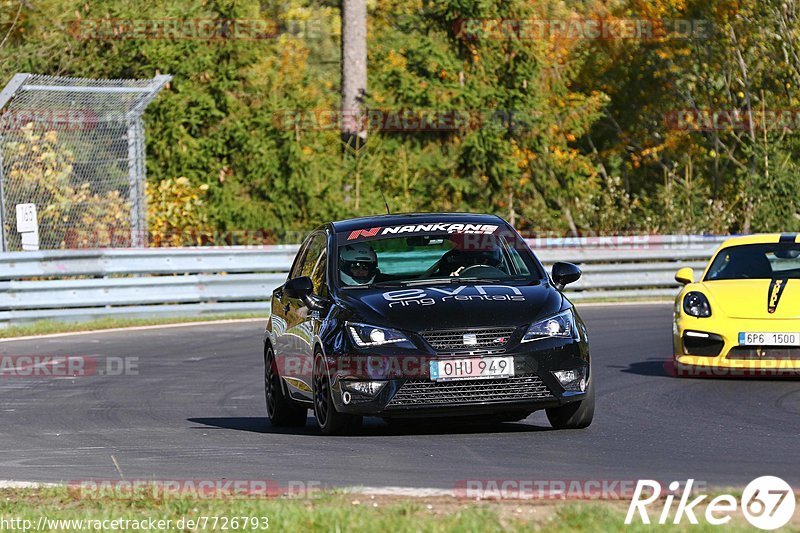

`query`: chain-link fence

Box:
[0,73,171,251]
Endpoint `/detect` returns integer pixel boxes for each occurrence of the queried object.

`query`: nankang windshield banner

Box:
[338,222,501,243]
[338,222,500,244]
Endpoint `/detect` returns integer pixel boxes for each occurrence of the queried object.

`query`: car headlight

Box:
[683,291,711,317]
[521,310,574,343]
[347,322,412,347]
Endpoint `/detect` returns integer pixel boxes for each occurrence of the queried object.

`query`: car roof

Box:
[329,212,507,233]
[717,233,799,248]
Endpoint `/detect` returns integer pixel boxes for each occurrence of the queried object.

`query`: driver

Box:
[339,242,379,285]
[446,245,505,276]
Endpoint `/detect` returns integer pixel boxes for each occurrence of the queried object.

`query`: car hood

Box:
[336,281,564,331]
[701,279,800,319]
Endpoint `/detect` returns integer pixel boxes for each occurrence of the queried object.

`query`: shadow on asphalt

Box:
[187,416,553,436]
[616,358,671,377]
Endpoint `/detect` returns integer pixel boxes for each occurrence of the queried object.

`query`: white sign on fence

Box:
[15,203,39,251]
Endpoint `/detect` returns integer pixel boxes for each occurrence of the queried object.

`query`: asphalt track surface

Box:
[1,304,798,489]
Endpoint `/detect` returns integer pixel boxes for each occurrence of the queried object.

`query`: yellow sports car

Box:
[673,233,800,377]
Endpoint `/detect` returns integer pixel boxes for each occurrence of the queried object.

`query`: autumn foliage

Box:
[0,0,798,240]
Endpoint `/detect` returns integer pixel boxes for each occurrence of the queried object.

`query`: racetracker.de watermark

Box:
[667,358,800,378]
[454,18,710,41]
[665,109,800,132]
[68,479,321,499]
[0,109,100,132]
[0,356,138,378]
[454,479,706,500]
[67,18,326,41]
[273,109,539,132]
[274,354,437,380]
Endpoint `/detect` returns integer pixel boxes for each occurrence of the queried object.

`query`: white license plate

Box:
[738,332,800,346]
[429,356,514,382]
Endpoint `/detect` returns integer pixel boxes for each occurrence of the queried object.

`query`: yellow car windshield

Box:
[705,243,800,280]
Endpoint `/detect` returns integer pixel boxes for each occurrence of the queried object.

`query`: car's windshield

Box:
[705,243,800,281]
[336,228,543,288]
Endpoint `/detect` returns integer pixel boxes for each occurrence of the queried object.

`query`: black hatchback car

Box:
[264,213,593,434]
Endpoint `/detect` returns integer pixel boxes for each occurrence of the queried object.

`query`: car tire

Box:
[313,353,362,436]
[545,379,594,429]
[264,345,308,427]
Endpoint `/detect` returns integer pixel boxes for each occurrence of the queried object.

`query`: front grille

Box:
[421,327,516,352]
[387,374,553,408]
[727,347,800,360]
[683,331,725,357]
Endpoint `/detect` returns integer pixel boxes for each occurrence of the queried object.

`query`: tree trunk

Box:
[341,0,367,149]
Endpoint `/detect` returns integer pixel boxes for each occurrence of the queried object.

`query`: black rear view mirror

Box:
[551,262,582,291]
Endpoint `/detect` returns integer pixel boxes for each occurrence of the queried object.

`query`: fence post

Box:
[125,75,171,248]
[0,74,31,252]
[0,148,6,252]
[127,119,145,247]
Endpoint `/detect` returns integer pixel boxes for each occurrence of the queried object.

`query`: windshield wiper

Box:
[353,276,534,289]
[358,278,456,288]
[367,281,409,288]
[392,276,531,286]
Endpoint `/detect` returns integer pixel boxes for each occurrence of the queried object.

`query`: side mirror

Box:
[284,276,314,299]
[551,262,582,291]
[675,267,694,285]
[284,276,328,311]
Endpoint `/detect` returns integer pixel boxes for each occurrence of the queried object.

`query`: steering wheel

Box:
[457,264,508,277]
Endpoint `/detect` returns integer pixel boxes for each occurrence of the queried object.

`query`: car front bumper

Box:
[674,315,800,375]
[327,339,590,417]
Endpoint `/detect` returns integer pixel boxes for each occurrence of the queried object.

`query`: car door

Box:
[295,234,331,398]
[272,238,310,379]
[280,232,327,400]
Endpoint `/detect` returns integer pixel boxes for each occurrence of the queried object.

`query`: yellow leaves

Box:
[471,49,480,64]
[512,144,539,169]
[147,177,212,247]
[386,49,407,69]
[640,145,664,158]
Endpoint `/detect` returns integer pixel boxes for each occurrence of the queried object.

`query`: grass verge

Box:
[0,314,264,339]
[0,487,778,532]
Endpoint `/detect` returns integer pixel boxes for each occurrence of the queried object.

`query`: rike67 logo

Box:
[626,477,796,530]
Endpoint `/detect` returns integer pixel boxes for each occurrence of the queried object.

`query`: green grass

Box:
[0,314,265,339]
[0,487,782,532]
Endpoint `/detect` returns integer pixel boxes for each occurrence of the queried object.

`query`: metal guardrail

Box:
[0,236,729,327]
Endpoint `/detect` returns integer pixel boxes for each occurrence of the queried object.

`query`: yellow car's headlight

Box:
[683,291,711,317]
